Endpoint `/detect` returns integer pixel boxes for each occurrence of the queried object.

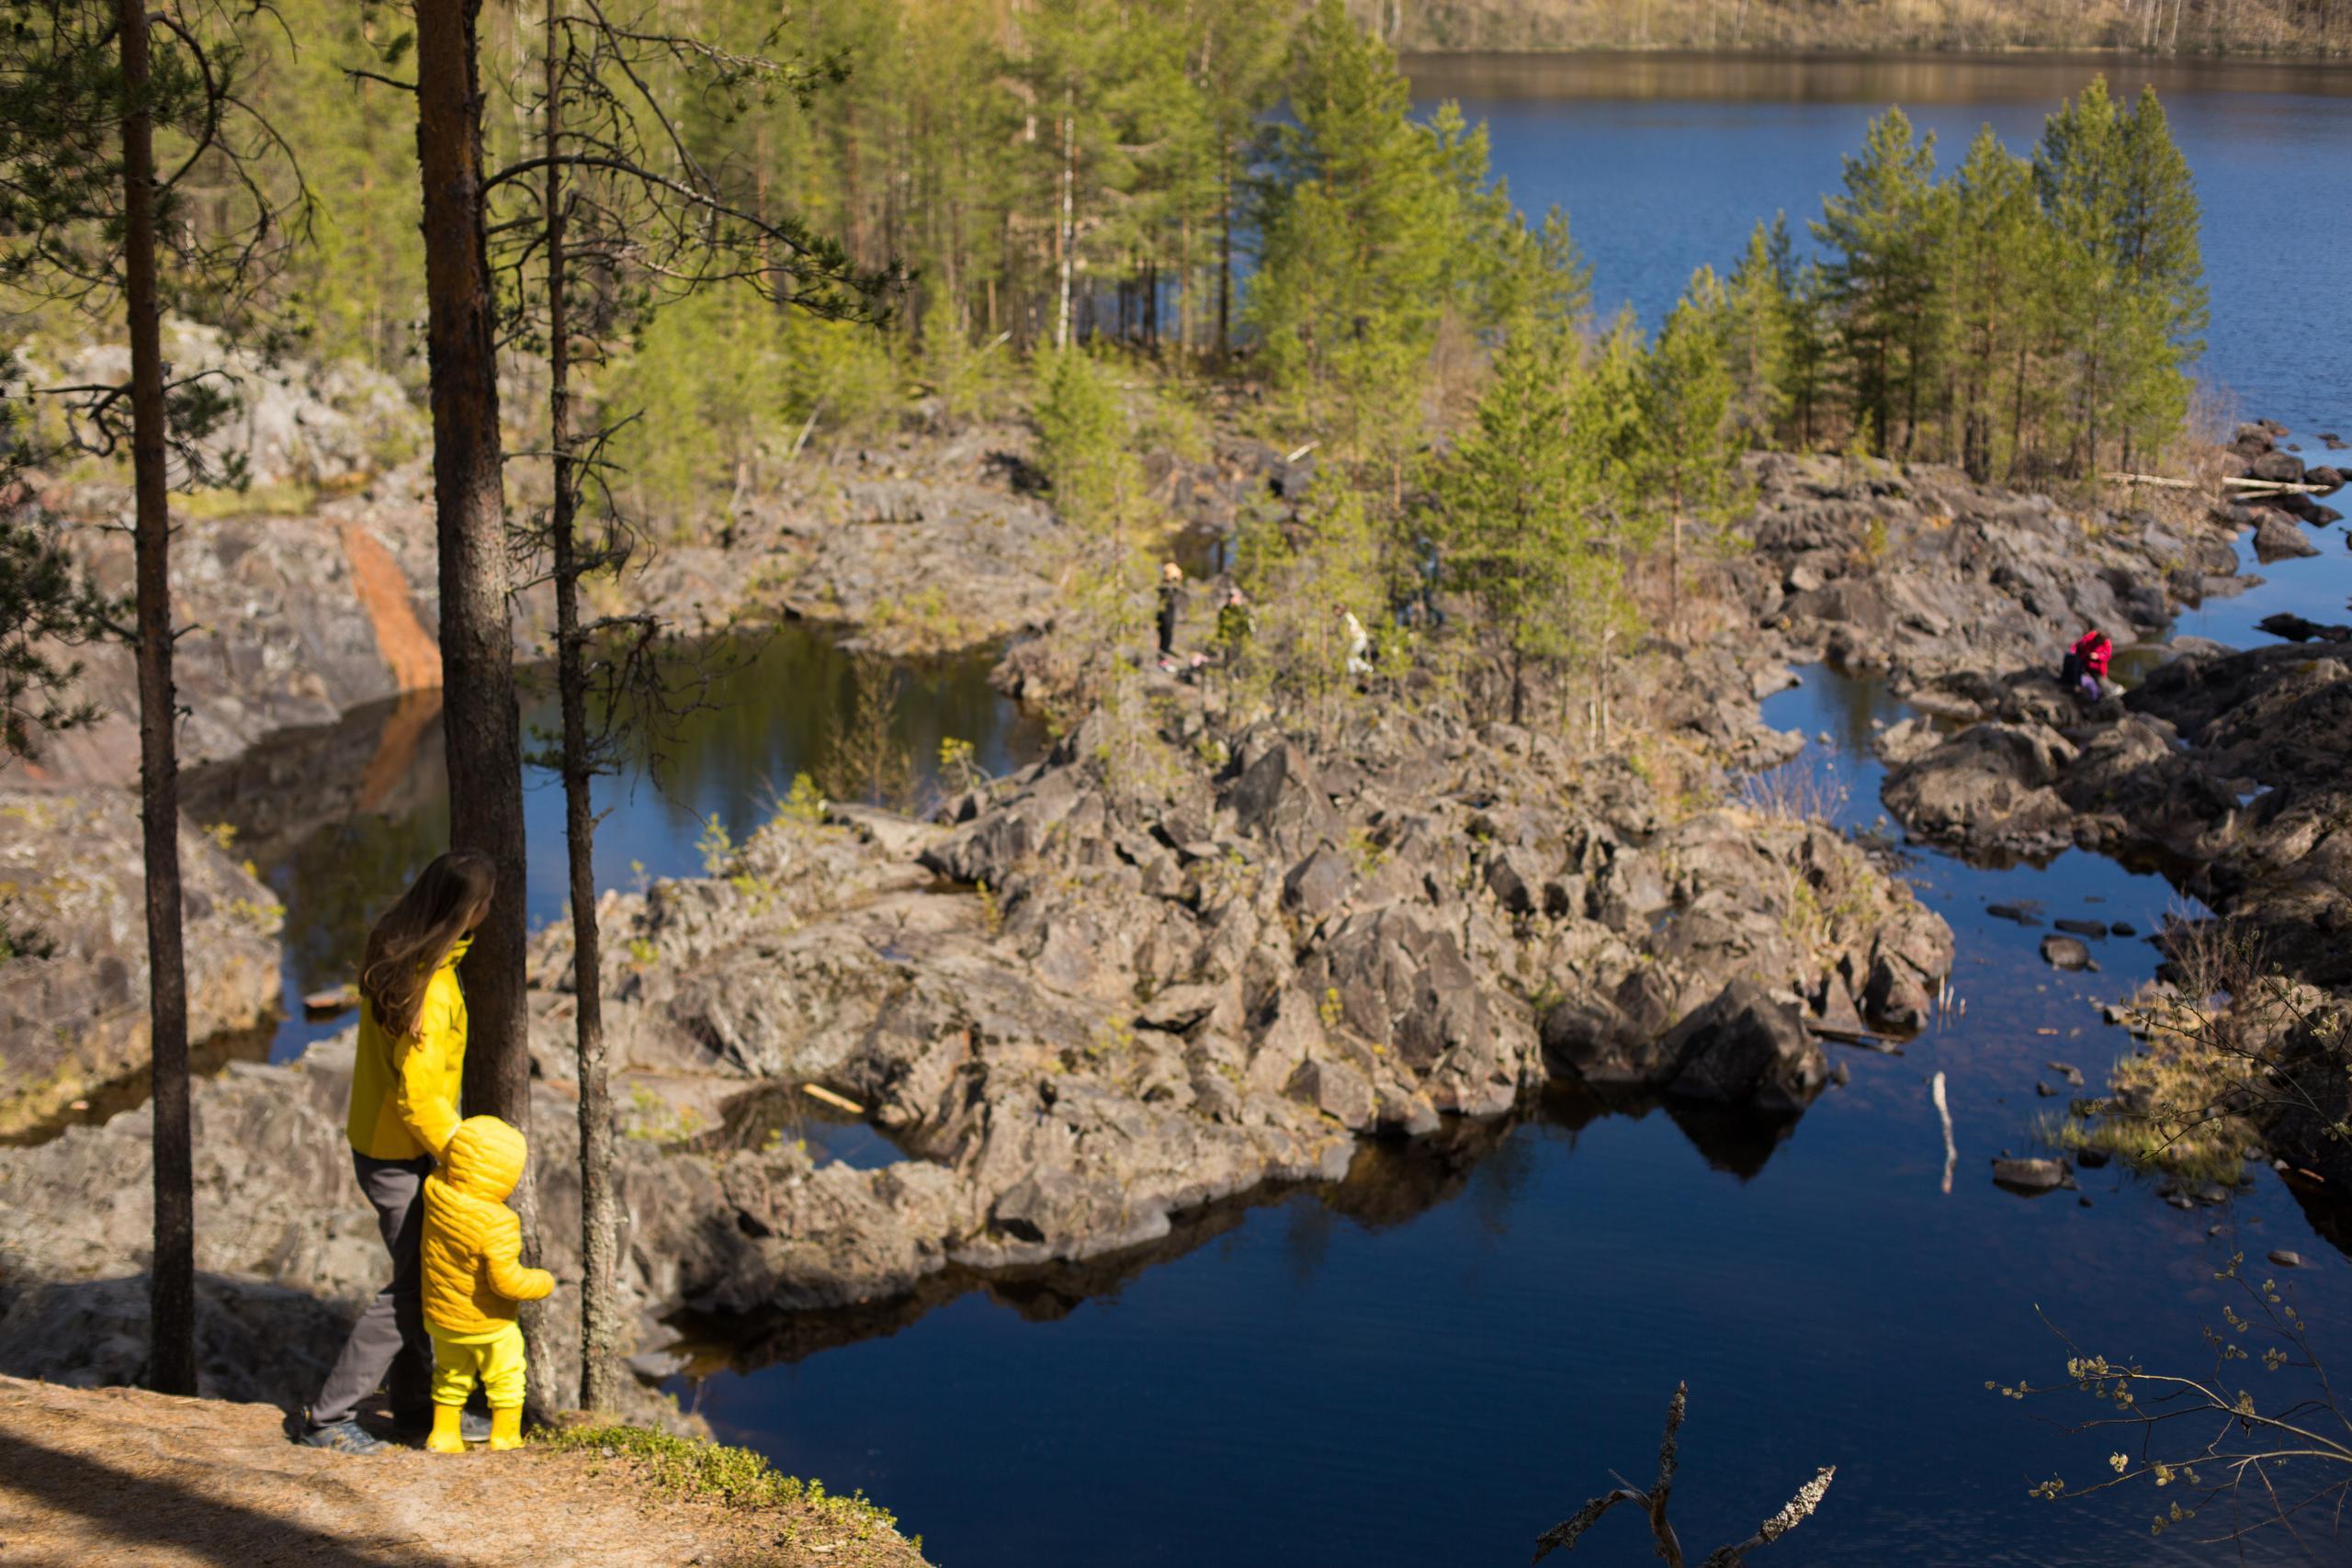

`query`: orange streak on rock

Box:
[339,520,441,693]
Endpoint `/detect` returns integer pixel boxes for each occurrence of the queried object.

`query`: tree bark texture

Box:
[119,0,195,1399]
[415,0,526,1130]
[416,0,544,1391]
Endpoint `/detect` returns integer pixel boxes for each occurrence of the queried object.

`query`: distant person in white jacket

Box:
[1340,606,1372,679]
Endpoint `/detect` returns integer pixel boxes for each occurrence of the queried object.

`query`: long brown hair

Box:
[360,851,496,1039]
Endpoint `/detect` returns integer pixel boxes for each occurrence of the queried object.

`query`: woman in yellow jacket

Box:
[421,1115,556,1450]
[301,851,496,1455]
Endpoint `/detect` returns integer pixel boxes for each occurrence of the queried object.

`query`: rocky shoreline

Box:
[1842,431,2352,1185]
[12,432,2282,1410]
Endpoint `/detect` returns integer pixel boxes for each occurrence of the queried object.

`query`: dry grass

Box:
[2048,914,2333,1184]
[1736,759,1849,825]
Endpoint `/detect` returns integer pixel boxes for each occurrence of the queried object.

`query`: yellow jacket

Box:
[421,1116,555,1338]
[345,936,470,1161]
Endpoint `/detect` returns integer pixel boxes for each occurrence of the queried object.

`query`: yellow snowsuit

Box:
[346,935,471,1161]
[421,1115,554,1450]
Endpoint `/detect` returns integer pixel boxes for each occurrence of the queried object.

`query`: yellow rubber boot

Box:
[425,1404,468,1453]
[488,1406,524,1452]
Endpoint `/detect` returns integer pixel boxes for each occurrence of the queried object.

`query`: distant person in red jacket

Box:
[2060,627,2110,700]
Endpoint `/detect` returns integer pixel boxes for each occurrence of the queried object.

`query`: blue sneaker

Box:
[300,1417,390,1455]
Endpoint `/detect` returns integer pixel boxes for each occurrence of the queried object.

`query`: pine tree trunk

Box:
[416,0,539,1379]
[119,0,193,1399]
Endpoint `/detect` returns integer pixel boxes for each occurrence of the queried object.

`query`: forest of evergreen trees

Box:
[88,0,2204,523]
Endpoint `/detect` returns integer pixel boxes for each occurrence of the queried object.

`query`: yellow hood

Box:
[440,1114,527,1201]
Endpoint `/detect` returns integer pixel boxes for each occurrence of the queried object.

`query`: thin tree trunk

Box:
[119,0,193,1399]
[1216,148,1232,360]
[537,0,618,1417]
[1177,211,1191,359]
[416,0,539,1381]
[1055,105,1075,351]
[1669,506,1682,642]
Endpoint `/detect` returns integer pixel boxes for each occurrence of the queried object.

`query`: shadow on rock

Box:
[0,1271,348,1416]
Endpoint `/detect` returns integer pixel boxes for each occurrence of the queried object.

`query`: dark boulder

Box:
[2248,450,2306,485]
[2052,919,2109,940]
[2258,613,2351,643]
[1658,979,1827,1113]
[1538,992,1629,1079]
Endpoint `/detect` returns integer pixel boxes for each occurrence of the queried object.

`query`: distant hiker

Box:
[1408,535,1444,630]
[1215,586,1253,660]
[302,851,496,1456]
[2060,626,2111,701]
[421,1116,555,1452]
[1157,561,1185,669]
[1340,606,1373,678]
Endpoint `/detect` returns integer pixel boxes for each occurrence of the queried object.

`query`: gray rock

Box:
[1482,849,1539,917]
[2040,934,2096,972]
[2248,450,2306,485]
[0,790,282,1139]
[1227,739,1338,861]
[2252,513,2318,563]
[1884,723,2079,858]
[1991,1156,2075,1190]
[1287,1057,1377,1130]
[1138,983,1220,1033]
[1281,846,1355,918]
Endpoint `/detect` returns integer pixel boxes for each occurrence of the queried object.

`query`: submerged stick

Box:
[1932,1071,1957,1195]
[802,1082,865,1115]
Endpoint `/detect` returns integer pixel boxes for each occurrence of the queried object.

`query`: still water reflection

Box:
[186,624,1046,1063]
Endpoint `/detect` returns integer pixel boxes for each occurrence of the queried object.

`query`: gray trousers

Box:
[309,1150,435,1427]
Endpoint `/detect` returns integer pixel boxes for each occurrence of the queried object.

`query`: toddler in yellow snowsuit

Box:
[420,1115,556,1451]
